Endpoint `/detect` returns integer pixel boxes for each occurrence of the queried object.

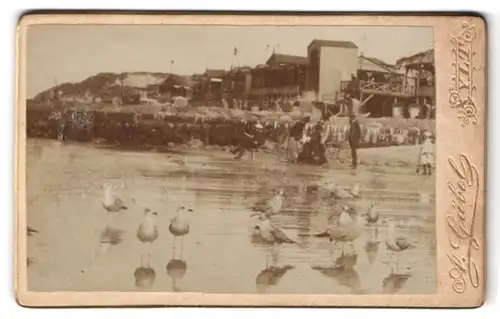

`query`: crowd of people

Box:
[230,96,435,174]
[231,98,363,170]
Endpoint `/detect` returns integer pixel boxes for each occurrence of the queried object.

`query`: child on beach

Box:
[416,130,435,175]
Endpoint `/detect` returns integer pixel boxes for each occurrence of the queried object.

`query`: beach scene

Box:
[25,24,436,294]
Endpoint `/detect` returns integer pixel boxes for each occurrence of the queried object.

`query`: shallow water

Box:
[26,138,436,294]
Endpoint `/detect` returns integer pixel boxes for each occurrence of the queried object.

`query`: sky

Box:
[26,25,433,98]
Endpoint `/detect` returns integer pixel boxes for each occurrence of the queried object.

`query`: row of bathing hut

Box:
[26,102,435,150]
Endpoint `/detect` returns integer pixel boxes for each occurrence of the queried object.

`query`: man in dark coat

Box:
[348,114,361,169]
[232,122,265,160]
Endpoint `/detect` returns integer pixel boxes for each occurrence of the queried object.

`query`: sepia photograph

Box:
[15,13,486,308]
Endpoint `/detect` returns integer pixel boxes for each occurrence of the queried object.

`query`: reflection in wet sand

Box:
[80,226,124,274]
[382,272,412,294]
[364,238,380,266]
[166,259,188,292]
[311,253,362,294]
[100,226,125,247]
[134,266,156,289]
[256,265,295,293]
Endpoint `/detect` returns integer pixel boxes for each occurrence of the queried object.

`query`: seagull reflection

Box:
[80,226,124,274]
[166,259,188,292]
[382,272,412,294]
[255,265,295,293]
[100,226,125,248]
[311,253,362,293]
[364,240,380,265]
[134,266,156,289]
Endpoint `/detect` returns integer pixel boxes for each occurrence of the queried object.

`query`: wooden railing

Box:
[341,80,416,97]
[417,85,435,98]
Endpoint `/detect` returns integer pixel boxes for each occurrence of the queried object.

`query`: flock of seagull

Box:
[26,173,418,292]
[101,182,192,264]
[98,176,417,279]
[249,180,417,274]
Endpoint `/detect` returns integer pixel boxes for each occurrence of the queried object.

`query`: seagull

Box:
[250,189,284,218]
[323,182,354,200]
[137,208,159,265]
[253,214,298,266]
[336,206,353,227]
[27,226,39,236]
[349,183,362,198]
[314,206,364,260]
[385,222,416,272]
[102,182,128,218]
[169,155,187,167]
[364,201,380,224]
[169,206,193,258]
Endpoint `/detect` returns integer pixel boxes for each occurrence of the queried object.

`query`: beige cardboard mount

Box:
[15,13,487,308]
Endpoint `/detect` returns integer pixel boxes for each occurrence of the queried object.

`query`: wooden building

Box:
[396,49,435,119]
[157,74,195,101]
[248,53,307,100]
[339,49,435,119]
[192,69,227,105]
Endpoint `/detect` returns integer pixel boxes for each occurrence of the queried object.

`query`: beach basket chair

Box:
[324,123,349,164]
[324,140,348,164]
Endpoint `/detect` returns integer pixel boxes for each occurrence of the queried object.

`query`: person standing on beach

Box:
[348,114,361,169]
[417,130,434,175]
[232,122,265,160]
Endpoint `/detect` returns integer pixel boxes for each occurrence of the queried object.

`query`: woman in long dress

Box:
[296,101,331,165]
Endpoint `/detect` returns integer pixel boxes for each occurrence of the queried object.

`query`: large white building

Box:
[306,40,359,102]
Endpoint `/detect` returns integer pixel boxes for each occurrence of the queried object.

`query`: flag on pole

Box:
[233,47,238,56]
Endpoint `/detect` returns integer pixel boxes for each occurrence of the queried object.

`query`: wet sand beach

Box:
[26,138,436,294]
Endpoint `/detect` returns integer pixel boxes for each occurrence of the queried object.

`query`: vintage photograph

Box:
[23,22,438,295]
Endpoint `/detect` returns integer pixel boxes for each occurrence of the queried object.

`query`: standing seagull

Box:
[137,208,159,265]
[102,182,128,219]
[314,207,364,260]
[253,214,297,266]
[251,189,284,218]
[385,222,415,273]
[363,201,380,235]
[364,201,380,224]
[336,206,353,227]
[169,206,193,258]
[349,183,362,198]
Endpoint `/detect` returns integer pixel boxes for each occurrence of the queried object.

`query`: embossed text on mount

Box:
[446,154,481,294]
[449,22,478,127]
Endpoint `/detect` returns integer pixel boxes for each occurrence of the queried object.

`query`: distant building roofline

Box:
[308,39,359,49]
[266,53,308,66]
